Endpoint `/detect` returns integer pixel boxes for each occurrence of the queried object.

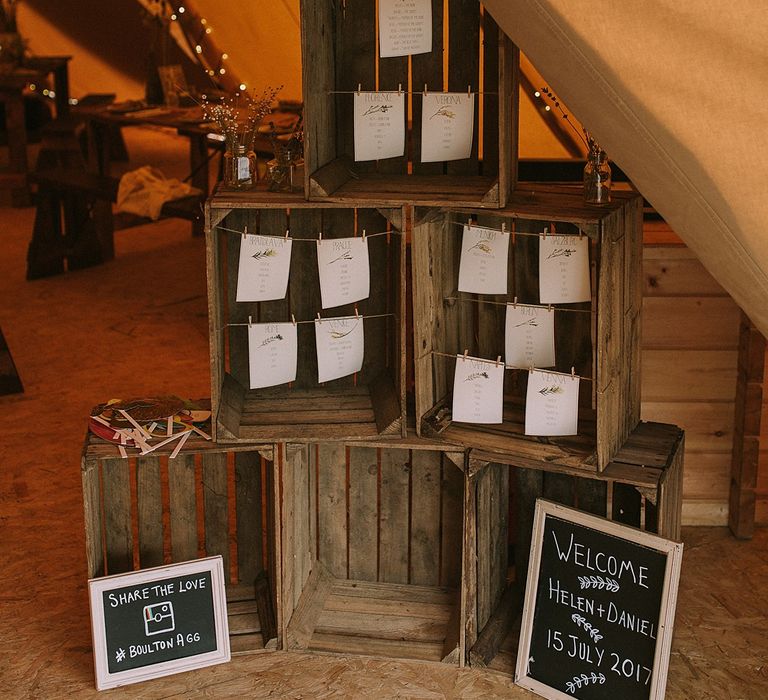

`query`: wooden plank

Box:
[286,561,333,649]
[81,457,104,578]
[315,608,448,641]
[729,313,765,538]
[235,451,263,585]
[481,13,500,180]
[378,448,411,584]
[281,444,297,635]
[658,433,684,541]
[642,401,733,453]
[641,349,737,401]
[469,582,522,668]
[348,446,378,581]
[642,297,740,349]
[310,631,444,661]
[476,465,492,631]
[410,450,441,586]
[642,246,726,297]
[202,452,229,574]
[460,466,478,664]
[168,453,197,562]
[255,570,277,645]
[317,442,348,578]
[136,456,163,569]
[102,458,132,574]
[290,444,313,610]
[515,467,542,584]
[440,455,464,588]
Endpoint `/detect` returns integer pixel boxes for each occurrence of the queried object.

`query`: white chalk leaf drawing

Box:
[578,574,620,592]
[565,672,606,694]
[571,613,604,643]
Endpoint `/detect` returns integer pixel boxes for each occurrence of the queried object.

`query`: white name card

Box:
[457,225,510,295]
[316,237,370,309]
[505,305,556,369]
[235,234,292,302]
[315,316,364,383]
[525,369,580,436]
[420,92,475,162]
[452,355,505,424]
[539,234,591,304]
[248,322,298,389]
[378,0,432,58]
[354,91,406,162]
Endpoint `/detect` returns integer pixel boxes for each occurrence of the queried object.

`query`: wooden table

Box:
[0,56,71,206]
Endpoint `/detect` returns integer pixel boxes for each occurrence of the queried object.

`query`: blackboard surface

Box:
[516,500,683,700]
[89,557,230,690]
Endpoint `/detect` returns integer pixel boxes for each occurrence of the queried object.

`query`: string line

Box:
[222,312,396,329]
[444,296,593,314]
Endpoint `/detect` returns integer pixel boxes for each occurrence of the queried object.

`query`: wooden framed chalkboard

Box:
[88,556,230,690]
[515,500,683,699]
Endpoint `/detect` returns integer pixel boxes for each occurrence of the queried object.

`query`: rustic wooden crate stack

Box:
[81,432,278,654]
[81,0,687,680]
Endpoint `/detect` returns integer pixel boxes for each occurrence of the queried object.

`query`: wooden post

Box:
[728,312,766,538]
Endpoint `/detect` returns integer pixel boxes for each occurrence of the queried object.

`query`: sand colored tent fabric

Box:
[484,0,768,336]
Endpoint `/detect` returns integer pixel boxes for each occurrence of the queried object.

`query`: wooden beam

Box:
[729,312,766,538]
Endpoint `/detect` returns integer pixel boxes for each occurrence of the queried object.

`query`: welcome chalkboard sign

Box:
[516,500,683,700]
[88,556,230,690]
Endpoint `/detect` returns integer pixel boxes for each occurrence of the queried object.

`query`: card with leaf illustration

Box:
[378,0,432,58]
[539,234,591,304]
[316,237,370,309]
[236,234,293,302]
[315,316,364,383]
[451,355,505,424]
[248,322,298,389]
[505,304,556,368]
[420,92,475,162]
[525,369,580,436]
[354,91,406,162]
[457,224,510,294]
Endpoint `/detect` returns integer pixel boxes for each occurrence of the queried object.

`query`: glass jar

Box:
[583,145,611,205]
[223,137,257,190]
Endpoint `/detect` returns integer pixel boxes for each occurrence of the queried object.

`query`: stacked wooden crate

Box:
[202,0,688,675]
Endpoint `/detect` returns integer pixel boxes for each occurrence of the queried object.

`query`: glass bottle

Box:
[583,145,612,205]
[223,137,257,190]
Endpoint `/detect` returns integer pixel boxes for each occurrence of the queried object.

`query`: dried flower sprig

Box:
[539,86,602,155]
[202,86,282,145]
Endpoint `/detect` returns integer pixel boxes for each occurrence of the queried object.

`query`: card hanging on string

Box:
[420,92,475,162]
[457,224,510,294]
[451,355,505,424]
[524,369,580,436]
[378,0,432,58]
[538,234,591,303]
[316,236,370,309]
[505,304,556,368]
[236,234,293,302]
[353,91,406,162]
[247,322,298,389]
[315,316,364,383]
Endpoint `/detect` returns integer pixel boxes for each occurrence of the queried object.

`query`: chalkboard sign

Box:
[88,557,230,690]
[515,500,683,700]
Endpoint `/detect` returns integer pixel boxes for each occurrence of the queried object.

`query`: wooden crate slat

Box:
[168,453,198,562]
[410,450,442,586]
[378,447,410,584]
[136,455,163,569]
[82,457,104,578]
[348,446,379,581]
[102,457,133,574]
[317,442,348,578]
[440,454,464,588]
[202,452,229,574]
[310,631,445,662]
[235,451,264,584]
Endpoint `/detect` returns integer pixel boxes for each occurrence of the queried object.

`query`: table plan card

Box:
[316,237,370,309]
[525,369,580,436]
[539,234,591,303]
[354,91,406,162]
[420,92,475,162]
[235,234,292,302]
[378,0,432,58]
[248,322,298,389]
[451,355,505,424]
[457,225,510,294]
[315,316,364,383]
[505,304,556,369]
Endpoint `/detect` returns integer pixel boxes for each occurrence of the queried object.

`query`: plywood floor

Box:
[0,128,766,699]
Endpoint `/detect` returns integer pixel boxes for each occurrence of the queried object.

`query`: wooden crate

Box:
[81,432,279,655]
[278,439,472,665]
[412,186,644,471]
[301,0,518,207]
[206,190,406,443]
[464,420,684,672]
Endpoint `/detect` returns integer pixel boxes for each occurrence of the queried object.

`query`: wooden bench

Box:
[26,168,203,279]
